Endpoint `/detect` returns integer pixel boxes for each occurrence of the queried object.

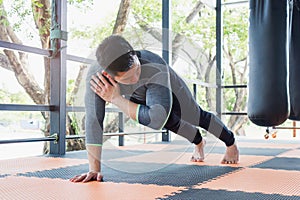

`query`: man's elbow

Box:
[148,118,167,130]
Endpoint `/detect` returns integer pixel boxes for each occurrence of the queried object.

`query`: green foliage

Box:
[130,0,248,114]
[0,88,41,124]
[67,0,93,11]
[223,82,236,111]
[0,5,8,26]
[0,88,32,104]
[131,0,162,25]
[172,1,216,50]
[223,6,249,60]
[0,1,37,40]
[70,112,80,135]
[222,6,249,112]
[70,18,115,48]
[5,0,32,32]
[67,79,75,100]
[3,0,93,40]
[0,89,7,102]
[32,0,44,8]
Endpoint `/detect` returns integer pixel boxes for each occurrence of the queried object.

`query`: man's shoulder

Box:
[137,50,166,65]
[138,49,158,57]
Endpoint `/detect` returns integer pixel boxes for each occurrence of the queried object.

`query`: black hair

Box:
[95,35,135,76]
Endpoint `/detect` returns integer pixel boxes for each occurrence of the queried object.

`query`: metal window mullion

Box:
[162,0,171,142]
[49,0,67,155]
[0,40,50,56]
[216,0,223,118]
[0,104,54,111]
[193,83,197,101]
[222,0,248,6]
[162,0,171,64]
[118,112,124,146]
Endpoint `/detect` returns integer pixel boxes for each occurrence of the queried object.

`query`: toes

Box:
[191,156,199,162]
[221,159,238,164]
[191,156,204,162]
[222,160,231,164]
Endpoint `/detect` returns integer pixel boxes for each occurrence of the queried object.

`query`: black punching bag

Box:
[248,0,289,126]
[289,1,300,120]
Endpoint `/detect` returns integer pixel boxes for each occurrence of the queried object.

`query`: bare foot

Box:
[191,139,206,162]
[221,142,239,164]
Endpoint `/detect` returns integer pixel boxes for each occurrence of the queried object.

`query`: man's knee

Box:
[199,108,212,130]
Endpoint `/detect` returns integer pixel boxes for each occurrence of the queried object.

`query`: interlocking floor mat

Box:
[1,137,300,199]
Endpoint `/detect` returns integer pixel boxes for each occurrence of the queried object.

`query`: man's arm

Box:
[112,95,138,120]
[92,71,172,130]
[90,73,139,120]
[70,145,103,182]
[87,145,102,173]
[70,66,105,183]
[85,145,103,182]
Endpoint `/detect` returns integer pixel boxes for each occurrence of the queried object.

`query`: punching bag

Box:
[289,0,300,120]
[248,0,289,126]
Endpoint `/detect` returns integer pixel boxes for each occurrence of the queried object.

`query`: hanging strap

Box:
[49,0,68,58]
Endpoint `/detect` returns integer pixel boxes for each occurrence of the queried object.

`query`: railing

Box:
[0,41,251,149]
[221,84,247,116]
[0,40,189,148]
[0,81,209,146]
[0,0,254,156]
[0,100,167,146]
[0,41,249,147]
[0,130,169,145]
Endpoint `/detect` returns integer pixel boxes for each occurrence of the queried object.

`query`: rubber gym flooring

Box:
[1,136,300,199]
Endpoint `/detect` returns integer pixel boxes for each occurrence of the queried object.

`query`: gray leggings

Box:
[131,91,235,147]
[85,63,234,147]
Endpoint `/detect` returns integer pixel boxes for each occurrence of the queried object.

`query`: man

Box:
[70,35,239,183]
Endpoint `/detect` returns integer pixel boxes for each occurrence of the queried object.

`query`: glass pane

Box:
[171,0,217,111]
[222,3,249,135]
[2,0,49,49]
[0,111,46,159]
[67,0,122,57]
[0,53,46,105]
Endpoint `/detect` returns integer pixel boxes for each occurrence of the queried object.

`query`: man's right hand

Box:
[69,171,103,183]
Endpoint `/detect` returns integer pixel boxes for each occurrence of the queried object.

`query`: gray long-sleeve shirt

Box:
[85,50,200,146]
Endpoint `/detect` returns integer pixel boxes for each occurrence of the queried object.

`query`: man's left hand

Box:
[90,72,120,103]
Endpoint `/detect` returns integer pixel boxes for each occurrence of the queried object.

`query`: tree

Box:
[130,0,249,134]
[0,1,47,106]
[70,0,250,135]
[222,6,249,134]
[0,0,249,158]
[0,0,131,152]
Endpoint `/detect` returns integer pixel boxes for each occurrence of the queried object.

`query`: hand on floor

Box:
[69,171,104,183]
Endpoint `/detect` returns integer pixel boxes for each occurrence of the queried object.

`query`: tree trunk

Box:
[0,53,11,70]
[99,0,133,139]
[113,0,131,35]
[0,5,45,104]
[31,0,51,133]
[0,0,142,152]
[223,48,248,134]
[68,65,87,105]
[172,1,204,63]
[134,0,204,65]
[204,55,216,110]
